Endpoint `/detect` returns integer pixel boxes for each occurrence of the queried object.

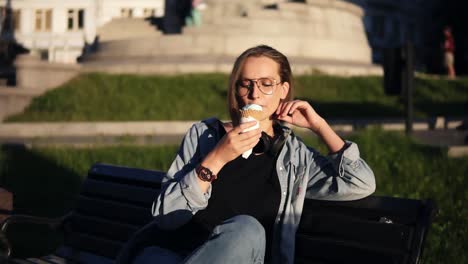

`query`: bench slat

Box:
[9,259,38,264]
[298,213,413,251]
[55,246,114,264]
[295,235,408,263]
[303,197,425,224]
[64,232,123,259]
[81,179,160,206]
[76,196,153,225]
[67,213,140,242]
[89,163,164,186]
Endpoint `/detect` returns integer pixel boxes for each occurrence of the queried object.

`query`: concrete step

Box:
[0,87,44,121]
[85,35,211,60]
[1,122,466,158]
[97,18,161,42]
[1,118,465,138]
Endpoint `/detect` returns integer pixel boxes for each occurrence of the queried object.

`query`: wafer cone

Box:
[239,106,263,158]
[239,109,263,120]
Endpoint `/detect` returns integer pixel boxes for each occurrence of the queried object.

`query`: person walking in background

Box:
[185,0,206,27]
[443,26,456,79]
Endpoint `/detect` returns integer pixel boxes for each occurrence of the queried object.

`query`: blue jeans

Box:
[132,215,266,264]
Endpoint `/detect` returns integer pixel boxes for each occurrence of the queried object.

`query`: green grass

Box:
[1,129,467,263]
[6,73,468,122]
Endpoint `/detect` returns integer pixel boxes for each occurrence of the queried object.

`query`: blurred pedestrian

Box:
[443,26,456,79]
[185,0,205,27]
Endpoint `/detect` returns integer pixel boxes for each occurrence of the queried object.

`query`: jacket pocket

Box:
[291,165,306,202]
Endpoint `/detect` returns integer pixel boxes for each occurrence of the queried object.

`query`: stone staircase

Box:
[97,18,162,42]
[81,0,382,76]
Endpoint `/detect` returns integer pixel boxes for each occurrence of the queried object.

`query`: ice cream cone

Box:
[239,104,263,158]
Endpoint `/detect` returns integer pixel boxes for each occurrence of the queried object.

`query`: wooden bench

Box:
[1,163,435,264]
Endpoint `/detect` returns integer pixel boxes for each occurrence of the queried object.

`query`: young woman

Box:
[123,45,376,264]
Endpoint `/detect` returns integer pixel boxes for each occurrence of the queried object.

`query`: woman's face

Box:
[237,56,290,122]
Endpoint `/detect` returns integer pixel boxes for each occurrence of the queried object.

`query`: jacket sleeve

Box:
[151,123,212,230]
[305,141,376,201]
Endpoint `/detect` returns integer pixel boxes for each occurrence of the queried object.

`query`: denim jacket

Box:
[152,118,376,264]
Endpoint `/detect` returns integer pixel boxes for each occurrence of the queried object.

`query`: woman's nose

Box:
[249,82,261,99]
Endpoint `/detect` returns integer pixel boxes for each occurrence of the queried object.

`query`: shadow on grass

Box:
[299,99,467,119]
[415,102,467,117]
[297,99,404,118]
[0,144,84,258]
[414,78,468,116]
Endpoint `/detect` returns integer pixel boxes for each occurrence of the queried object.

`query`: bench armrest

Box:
[0,213,70,258]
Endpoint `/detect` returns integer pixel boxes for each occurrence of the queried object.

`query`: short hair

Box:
[227,45,294,125]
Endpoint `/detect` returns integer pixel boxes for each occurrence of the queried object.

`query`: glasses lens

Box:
[258,78,275,94]
[259,78,274,86]
[236,79,251,96]
[237,87,249,96]
[236,78,277,96]
[239,79,252,88]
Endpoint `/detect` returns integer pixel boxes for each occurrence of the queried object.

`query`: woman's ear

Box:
[280,82,290,100]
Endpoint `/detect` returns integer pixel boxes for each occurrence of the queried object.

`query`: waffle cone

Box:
[239,109,263,120]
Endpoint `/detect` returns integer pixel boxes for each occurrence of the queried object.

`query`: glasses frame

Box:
[236,77,281,96]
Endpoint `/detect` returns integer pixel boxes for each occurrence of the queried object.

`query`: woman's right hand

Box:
[201,121,261,175]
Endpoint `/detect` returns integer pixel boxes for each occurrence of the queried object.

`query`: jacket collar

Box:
[203,117,292,138]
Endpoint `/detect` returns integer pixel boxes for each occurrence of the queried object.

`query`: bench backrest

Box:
[62,163,164,260]
[62,163,434,264]
[296,195,434,264]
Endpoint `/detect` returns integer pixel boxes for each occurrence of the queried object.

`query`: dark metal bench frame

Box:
[1,163,435,264]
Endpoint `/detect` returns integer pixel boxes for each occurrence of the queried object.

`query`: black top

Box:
[181,126,282,260]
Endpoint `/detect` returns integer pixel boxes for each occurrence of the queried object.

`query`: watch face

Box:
[197,165,215,182]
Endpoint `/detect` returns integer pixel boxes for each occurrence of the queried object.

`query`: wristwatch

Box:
[196,165,217,182]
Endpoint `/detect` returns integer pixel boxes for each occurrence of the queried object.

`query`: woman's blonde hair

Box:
[227,45,294,125]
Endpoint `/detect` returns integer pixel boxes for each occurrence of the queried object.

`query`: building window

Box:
[13,10,20,31]
[67,9,84,30]
[121,8,133,18]
[35,9,52,32]
[143,8,156,17]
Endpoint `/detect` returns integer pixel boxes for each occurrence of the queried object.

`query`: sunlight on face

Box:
[238,56,289,121]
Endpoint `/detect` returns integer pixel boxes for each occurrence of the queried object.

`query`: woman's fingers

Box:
[276,102,285,115]
[232,121,258,133]
[226,124,261,148]
[278,100,310,116]
[277,101,295,118]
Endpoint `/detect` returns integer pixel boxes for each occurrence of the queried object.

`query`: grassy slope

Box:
[6,73,468,122]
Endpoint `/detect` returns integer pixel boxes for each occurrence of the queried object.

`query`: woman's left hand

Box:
[275,100,324,133]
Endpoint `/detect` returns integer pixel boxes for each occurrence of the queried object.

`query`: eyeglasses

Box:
[236,77,280,96]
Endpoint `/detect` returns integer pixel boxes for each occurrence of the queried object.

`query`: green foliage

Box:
[6,74,468,122]
[7,73,229,122]
[1,129,466,263]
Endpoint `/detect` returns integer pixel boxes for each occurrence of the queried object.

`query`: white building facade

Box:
[2,0,164,63]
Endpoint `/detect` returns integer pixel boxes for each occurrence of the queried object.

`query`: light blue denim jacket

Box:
[152,118,376,264]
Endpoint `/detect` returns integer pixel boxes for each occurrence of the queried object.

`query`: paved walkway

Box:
[1,118,466,156]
